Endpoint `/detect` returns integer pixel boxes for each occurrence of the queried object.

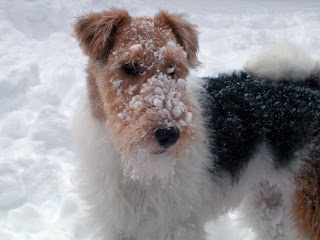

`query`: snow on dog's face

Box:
[74,8,201,181]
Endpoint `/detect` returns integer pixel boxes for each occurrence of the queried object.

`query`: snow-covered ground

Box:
[1,0,320,239]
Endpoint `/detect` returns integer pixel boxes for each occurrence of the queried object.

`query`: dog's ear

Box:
[155,11,200,68]
[73,8,131,61]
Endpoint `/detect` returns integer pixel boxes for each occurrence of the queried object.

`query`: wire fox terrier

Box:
[73,8,320,240]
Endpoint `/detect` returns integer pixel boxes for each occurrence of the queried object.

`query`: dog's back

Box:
[202,70,320,179]
[201,43,320,239]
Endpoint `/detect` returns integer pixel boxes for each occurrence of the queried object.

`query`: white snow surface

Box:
[1,0,320,239]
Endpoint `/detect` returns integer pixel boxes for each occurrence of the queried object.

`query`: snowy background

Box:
[1,0,320,239]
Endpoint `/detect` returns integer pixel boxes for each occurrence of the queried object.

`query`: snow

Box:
[1,0,320,239]
[129,44,143,51]
[112,80,123,89]
[139,73,191,130]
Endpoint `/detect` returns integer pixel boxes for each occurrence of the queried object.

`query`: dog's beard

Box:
[120,143,178,184]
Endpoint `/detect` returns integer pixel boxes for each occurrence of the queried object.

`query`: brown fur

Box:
[293,136,320,240]
[86,65,106,121]
[155,11,200,68]
[73,8,201,172]
[73,8,131,61]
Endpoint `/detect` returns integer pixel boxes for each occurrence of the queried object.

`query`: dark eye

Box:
[122,63,139,77]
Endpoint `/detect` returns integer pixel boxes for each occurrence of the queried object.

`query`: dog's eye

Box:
[122,63,139,77]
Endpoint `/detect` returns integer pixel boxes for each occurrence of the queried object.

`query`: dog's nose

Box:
[155,127,180,148]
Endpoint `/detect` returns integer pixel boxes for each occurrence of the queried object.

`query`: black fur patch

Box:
[200,71,320,180]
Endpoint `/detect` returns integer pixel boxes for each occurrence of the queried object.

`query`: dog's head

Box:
[74,8,201,180]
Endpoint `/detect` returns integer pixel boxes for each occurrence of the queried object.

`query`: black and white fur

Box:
[73,43,320,239]
[201,43,320,239]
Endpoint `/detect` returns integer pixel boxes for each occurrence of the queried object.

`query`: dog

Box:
[72,8,216,240]
[72,8,320,240]
[203,43,320,240]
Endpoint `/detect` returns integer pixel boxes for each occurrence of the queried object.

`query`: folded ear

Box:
[73,8,131,61]
[155,11,200,68]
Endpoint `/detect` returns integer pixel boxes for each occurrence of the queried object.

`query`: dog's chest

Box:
[119,177,197,219]
[112,176,202,239]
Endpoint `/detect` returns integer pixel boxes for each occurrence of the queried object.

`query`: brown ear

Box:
[155,11,200,68]
[73,8,131,61]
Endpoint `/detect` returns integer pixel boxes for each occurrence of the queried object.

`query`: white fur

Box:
[235,143,302,240]
[72,81,223,240]
[241,44,315,239]
[73,43,316,239]
[244,43,318,81]
[239,44,317,239]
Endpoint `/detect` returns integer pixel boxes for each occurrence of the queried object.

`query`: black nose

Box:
[155,127,180,148]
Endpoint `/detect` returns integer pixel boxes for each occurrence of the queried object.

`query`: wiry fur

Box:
[229,44,320,240]
[236,145,300,240]
[293,135,320,240]
[201,76,320,239]
[74,8,202,181]
[73,92,219,239]
[73,8,224,240]
[74,8,131,61]
[73,8,320,240]
[154,11,200,68]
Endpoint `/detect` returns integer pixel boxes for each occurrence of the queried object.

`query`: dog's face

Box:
[74,9,201,180]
